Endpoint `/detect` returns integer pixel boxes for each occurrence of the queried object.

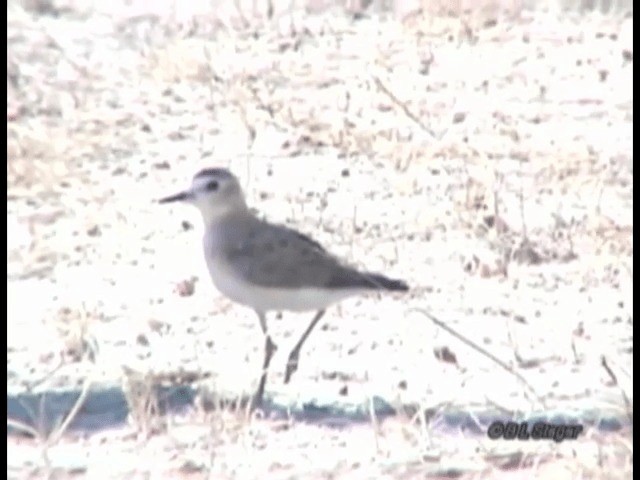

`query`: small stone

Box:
[433,346,458,365]
[175,278,196,297]
[153,161,170,170]
[452,112,466,124]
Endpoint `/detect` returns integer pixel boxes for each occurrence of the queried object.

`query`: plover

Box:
[159,168,408,407]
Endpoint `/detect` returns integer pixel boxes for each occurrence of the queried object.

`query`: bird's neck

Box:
[202,205,251,230]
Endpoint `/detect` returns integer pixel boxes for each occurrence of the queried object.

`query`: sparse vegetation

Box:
[7,0,632,477]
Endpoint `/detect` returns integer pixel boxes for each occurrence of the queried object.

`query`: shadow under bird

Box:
[159,168,409,407]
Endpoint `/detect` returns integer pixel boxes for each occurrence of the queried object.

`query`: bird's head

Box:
[159,168,247,222]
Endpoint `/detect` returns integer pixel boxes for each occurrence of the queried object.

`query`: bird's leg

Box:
[284,309,326,384]
[252,311,277,409]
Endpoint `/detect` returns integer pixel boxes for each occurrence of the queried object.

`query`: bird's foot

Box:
[252,369,269,411]
[250,389,264,412]
[252,336,277,412]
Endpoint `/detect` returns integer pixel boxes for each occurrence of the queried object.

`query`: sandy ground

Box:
[7,0,632,478]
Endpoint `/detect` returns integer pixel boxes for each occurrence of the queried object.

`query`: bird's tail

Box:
[327,268,409,291]
[364,272,410,292]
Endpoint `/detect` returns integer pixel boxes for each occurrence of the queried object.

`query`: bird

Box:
[159,168,409,408]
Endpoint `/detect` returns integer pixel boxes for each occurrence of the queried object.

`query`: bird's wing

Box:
[222,220,356,289]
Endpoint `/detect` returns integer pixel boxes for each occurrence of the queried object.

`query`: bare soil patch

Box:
[7,0,632,477]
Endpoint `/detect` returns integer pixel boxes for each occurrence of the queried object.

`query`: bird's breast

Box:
[202,231,252,303]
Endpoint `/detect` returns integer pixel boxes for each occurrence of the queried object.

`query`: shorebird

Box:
[159,168,408,407]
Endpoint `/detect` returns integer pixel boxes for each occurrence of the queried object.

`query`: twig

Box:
[601,355,633,425]
[7,418,39,438]
[24,360,65,392]
[409,308,547,409]
[46,372,93,446]
[370,75,436,139]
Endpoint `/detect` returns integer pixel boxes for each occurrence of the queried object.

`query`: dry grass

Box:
[7,0,632,477]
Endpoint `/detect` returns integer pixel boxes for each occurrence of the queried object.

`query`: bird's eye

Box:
[206,180,219,191]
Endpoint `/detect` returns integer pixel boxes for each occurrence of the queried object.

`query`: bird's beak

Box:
[158,191,192,204]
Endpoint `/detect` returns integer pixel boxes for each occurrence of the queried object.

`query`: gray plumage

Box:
[214,214,408,292]
[159,167,408,408]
